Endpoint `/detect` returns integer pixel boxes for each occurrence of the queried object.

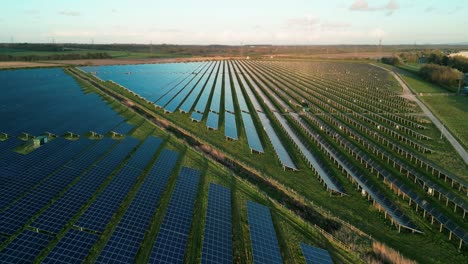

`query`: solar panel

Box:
[280,113,343,193]
[0,138,93,211]
[257,112,297,170]
[164,65,208,113]
[209,70,223,114]
[179,62,216,113]
[0,139,117,235]
[149,167,201,264]
[74,167,142,232]
[165,63,211,113]
[232,61,263,112]
[112,122,134,135]
[95,149,179,264]
[191,112,203,122]
[30,138,139,234]
[42,229,99,264]
[0,230,53,263]
[201,183,232,264]
[229,61,250,113]
[194,62,220,114]
[124,136,163,171]
[224,112,238,140]
[224,65,235,113]
[300,243,333,264]
[206,112,219,130]
[247,201,283,264]
[241,112,264,153]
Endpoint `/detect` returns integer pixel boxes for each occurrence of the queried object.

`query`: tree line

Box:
[381,49,466,91]
[0,52,112,61]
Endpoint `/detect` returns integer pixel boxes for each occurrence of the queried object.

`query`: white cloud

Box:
[349,0,400,15]
[58,10,81,17]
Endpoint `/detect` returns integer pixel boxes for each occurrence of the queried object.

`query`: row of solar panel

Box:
[0,69,133,138]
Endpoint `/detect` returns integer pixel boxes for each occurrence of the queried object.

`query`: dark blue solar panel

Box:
[229,61,250,113]
[201,183,232,264]
[179,62,216,113]
[30,138,139,234]
[155,73,198,109]
[224,65,235,113]
[194,62,220,114]
[0,230,53,263]
[124,136,162,171]
[96,149,179,264]
[0,68,127,138]
[224,112,238,140]
[247,201,283,264]
[164,63,211,113]
[74,167,142,232]
[0,138,117,235]
[42,229,99,264]
[257,112,296,170]
[149,167,201,264]
[0,138,93,210]
[209,74,223,114]
[206,112,219,130]
[301,243,333,264]
[75,137,162,232]
[241,112,264,153]
[191,112,203,122]
[112,122,134,135]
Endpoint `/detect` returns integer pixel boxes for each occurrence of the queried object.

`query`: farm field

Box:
[0,60,467,263]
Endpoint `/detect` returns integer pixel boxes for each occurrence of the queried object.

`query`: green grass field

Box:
[0,47,191,60]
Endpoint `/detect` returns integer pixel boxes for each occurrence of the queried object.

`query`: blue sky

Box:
[1,0,467,45]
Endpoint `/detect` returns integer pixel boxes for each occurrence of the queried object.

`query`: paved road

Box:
[371,63,468,165]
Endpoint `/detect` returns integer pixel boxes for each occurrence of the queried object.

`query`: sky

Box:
[1,0,467,45]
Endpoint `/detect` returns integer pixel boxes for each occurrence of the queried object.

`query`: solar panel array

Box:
[0,138,117,235]
[164,63,211,113]
[96,149,179,264]
[123,136,163,171]
[111,122,134,135]
[224,112,238,140]
[247,201,283,264]
[201,183,232,264]
[149,167,201,264]
[75,137,162,232]
[206,112,219,130]
[241,112,264,153]
[300,243,333,264]
[0,68,126,137]
[30,138,139,234]
[0,230,53,263]
[191,111,203,122]
[229,61,250,113]
[155,63,207,111]
[209,63,223,114]
[42,229,99,264]
[224,64,235,113]
[258,112,297,170]
[194,62,219,113]
[0,138,93,210]
[179,62,216,113]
